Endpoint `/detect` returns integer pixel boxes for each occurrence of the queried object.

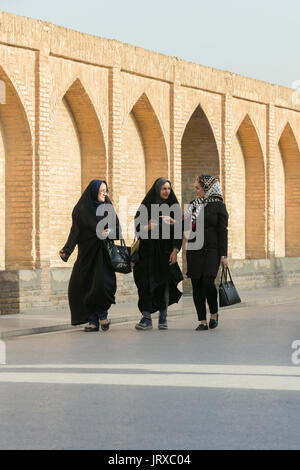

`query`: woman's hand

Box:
[220,256,229,269]
[59,250,67,261]
[160,215,175,225]
[169,248,178,265]
[144,220,158,231]
[101,228,111,238]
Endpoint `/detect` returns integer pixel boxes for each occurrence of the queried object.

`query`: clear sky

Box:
[0,0,299,89]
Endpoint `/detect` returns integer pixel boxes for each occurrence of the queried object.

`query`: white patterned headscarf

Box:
[184,175,223,225]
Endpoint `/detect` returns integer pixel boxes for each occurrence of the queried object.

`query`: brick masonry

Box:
[0,11,300,314]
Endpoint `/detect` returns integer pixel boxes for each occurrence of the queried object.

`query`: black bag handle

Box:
[109,237,126,247]
[220,266,233,283]
[220,266,227,283]
[226,266,233,283]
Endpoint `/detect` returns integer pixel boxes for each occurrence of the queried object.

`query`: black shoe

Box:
[100,319,111,331]
[209,314,219,329]
[196,323,208,331]
[84,326,99,332]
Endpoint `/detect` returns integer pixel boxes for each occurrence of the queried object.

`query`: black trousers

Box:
[191,276,218,321]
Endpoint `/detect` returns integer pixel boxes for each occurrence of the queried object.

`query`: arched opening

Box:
[50,79,106,267]
[278,123,300,257]
[0,67,33,270]
[181,105,220,205]
[120,93,168,239]
[234,115,266,259]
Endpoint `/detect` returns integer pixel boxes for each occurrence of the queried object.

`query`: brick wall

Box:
[0,11,300,313]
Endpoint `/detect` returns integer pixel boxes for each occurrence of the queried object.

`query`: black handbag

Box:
[105,238,132,274]
[219,266,241,307]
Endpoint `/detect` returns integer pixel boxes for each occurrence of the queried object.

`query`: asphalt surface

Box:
[0,301,300,450]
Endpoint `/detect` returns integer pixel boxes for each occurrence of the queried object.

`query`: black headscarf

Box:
[134,177,181,239]
[72,179,119,239]
[136,177,179,217]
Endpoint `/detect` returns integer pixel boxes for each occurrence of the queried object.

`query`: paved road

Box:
[0,301,300,450]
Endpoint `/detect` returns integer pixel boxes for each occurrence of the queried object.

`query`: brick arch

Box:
[49,78,106,267]
[0,66,33,270]
[124,87,169,154]
[0,66,35,137]
[181,105,220,205]
[235,114,266,259]
[278,123,300,256]
[130,92,169,188]
[277,120,299,148]
[180,98,221,156]
[63,78,107,188]
[119,93,169,241]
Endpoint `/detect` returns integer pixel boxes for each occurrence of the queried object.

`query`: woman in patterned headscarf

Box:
[59,180,121,332]
[184,174,228,331]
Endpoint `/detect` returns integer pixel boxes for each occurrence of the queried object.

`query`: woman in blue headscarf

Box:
[59,180,120,331]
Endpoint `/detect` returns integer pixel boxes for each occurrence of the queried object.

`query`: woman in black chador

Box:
[59,179,120,332]
[185,174,228,331]
[133,178,183,330]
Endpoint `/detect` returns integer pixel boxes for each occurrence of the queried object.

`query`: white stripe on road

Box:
[1,363,300,375]
[0,363,299,391]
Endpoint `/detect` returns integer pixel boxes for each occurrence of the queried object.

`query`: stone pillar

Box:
[170,82,183,202]
[266,103,276,258]
[266,103,277,284]
[28,38,53,313]
[34,44,51,270]
[170,62,185,290]
[222,92,233,257]
[108,66,122,205]
[170,59,185,204]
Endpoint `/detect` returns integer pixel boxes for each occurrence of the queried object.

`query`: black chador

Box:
[61,180,120,326]
[133,178,184,315]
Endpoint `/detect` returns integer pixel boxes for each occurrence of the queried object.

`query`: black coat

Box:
[61,182,119,325]
[186,201,228,279]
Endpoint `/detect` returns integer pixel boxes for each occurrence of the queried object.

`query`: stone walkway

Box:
[1,284,300,339]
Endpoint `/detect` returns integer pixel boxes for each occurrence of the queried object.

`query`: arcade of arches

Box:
[0,11,300,313]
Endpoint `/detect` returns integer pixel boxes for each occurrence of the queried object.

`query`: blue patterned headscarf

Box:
[90,179,108,213]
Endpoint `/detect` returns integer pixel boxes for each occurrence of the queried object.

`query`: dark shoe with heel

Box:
[209,314,219,329]
[84,325,99,332]
[196,323,208,331]
[100,319,111,331]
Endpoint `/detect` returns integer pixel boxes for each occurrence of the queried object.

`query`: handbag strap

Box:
[220,266,227,283]
[221,266,232,283]
[226,266,233,283]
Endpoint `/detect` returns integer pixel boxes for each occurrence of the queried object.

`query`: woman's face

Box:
[194,181,205,198]
[160,182,171,200]
[98,182,108,203]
